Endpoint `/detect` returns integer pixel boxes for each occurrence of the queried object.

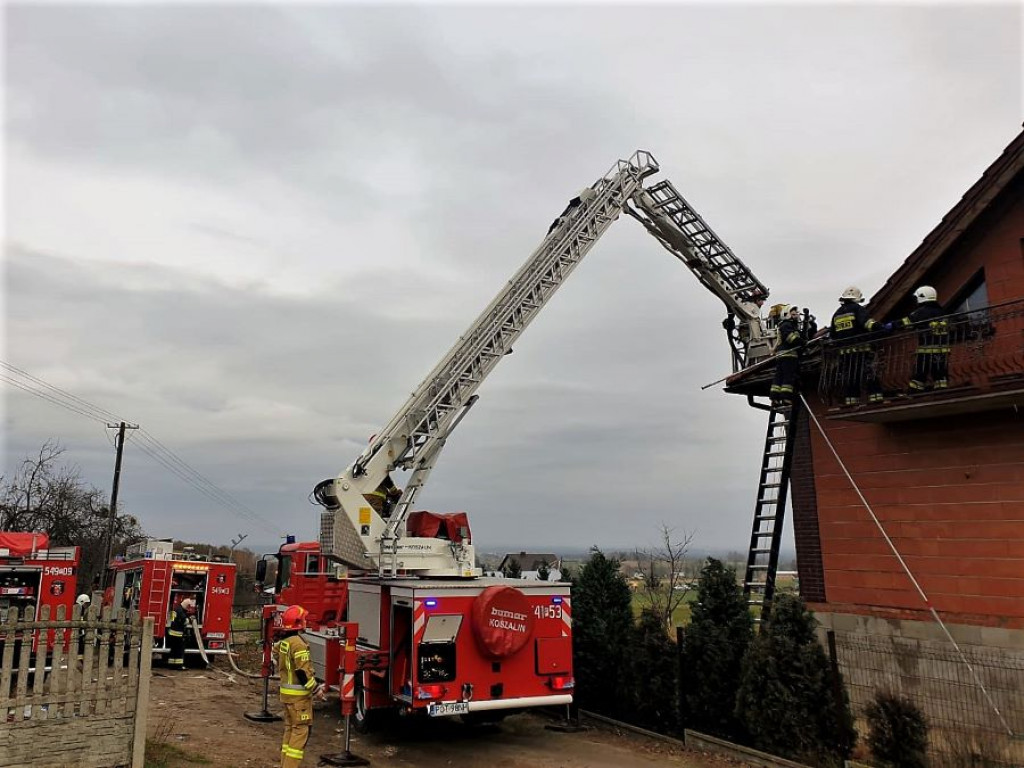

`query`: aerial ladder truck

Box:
[253,150,795,743]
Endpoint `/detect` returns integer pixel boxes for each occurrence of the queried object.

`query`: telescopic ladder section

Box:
[331,152,661,576]
[743,400,799,623]
[626,180,772,371]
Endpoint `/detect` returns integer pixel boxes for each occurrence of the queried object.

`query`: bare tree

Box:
[1,441,145,591]
[634,523,696,629]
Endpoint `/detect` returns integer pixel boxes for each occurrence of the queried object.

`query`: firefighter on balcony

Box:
[895,285,949,392]
[829,286,885,406]
[274,605,326,768]
[166,597,195,670]
[770,304,803,406]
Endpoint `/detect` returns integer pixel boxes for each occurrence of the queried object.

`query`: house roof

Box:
[867,125,1024,317]
[498,552,560,570]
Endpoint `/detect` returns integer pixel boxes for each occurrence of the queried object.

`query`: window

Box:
[949,270,989,314]
[304,554,320,575]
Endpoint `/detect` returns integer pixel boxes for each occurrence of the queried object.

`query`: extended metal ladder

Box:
[743,399,799,622]
[626,180,773,370]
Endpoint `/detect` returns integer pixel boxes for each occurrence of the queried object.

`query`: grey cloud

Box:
[5,3,1020,552]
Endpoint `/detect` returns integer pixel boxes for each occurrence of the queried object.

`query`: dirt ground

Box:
[145,665,749,768]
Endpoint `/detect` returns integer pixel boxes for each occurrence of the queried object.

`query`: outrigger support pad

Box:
[244,675,282,723]
[319,715,369,767]
[545,702,586,733]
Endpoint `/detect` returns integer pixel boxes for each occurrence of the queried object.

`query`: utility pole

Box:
[103,421,139,586]
[229,533,248,557]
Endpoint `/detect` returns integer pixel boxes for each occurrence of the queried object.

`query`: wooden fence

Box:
[0,605,154,768]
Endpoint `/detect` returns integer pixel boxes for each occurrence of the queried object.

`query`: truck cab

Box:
[256,537,349,631]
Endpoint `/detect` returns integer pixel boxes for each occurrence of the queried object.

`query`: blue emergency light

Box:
[552,596,563,604]
[424,598,438,608]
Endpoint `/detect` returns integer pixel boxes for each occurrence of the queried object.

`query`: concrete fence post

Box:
[131,617,154,768]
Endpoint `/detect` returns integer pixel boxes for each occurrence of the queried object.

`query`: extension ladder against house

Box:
[743,400,799,622]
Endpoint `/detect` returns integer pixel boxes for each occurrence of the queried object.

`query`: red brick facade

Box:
[800,132,1024,629]
[804,404,1024,628]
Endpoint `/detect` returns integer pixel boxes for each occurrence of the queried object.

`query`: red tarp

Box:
[0,532,50,556]
[405,511,471,544]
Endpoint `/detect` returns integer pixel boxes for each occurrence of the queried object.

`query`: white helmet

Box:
[840,286,864,303]
[914,285,937,304]
[76,594,91,606]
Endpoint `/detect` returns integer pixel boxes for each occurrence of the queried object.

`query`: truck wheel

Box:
[352,680,377,734]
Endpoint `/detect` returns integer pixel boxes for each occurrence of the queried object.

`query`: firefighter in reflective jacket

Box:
[830,286,885,405]
[365,474,402,518]
[770,305,803,405]
[274,605,325,768]
[166,597,195,670]
[895,285,949,391]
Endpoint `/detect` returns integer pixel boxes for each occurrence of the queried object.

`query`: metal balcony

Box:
[819,298,1024,422]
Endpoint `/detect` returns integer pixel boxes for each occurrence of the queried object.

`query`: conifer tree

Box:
[633,608,679,733]
[735,594,856,766]
[572,548,635,718]
[681,557,753,741]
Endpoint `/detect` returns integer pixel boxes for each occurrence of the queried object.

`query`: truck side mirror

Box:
[255,559,267,585]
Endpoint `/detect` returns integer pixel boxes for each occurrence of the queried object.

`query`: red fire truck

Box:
[106,538,236,663]
[257,526,573,730]
[0,532,79,624]
[0,532,79,656]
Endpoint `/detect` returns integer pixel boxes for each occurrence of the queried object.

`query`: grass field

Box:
[230,616,261,632]
[631,588,697,626]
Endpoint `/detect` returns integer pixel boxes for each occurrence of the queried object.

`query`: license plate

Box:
[427,701,469,717]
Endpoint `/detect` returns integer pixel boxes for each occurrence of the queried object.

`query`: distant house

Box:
[497,552,562,581]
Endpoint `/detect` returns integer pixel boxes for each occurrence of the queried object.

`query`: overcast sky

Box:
[3,2,1022,557]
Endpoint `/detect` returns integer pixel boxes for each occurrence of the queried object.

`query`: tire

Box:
[352,678,377,734]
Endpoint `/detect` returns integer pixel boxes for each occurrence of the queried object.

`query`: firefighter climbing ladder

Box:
[743,400,800,622]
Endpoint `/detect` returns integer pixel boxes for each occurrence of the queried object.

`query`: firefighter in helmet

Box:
[275,605,325,768]
[829,286,887,406]
[770,304,803,405]
[166,597,196,670]
[895,285,949,392]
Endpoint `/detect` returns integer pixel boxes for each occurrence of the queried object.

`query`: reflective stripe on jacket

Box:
[830,301,880,352]
[775,318,802,359]
[275,634,318,697]
[896,301,949,352]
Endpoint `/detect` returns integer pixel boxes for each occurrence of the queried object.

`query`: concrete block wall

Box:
[0,714,134,768]
[816,611,1024,766]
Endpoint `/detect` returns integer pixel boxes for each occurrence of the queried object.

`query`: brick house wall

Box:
[803,404,1024,629]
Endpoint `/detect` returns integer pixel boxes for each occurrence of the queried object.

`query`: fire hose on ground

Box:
[187,616,276,681]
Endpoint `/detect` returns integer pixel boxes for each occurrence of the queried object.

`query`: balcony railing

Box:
[818,297,1024,412]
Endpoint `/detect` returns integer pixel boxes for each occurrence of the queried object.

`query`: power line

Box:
[1,359,281,536]
[0,361,120,422]
[0,374,108,424]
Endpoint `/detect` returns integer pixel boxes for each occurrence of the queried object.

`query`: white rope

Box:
[799,394,1014,737]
